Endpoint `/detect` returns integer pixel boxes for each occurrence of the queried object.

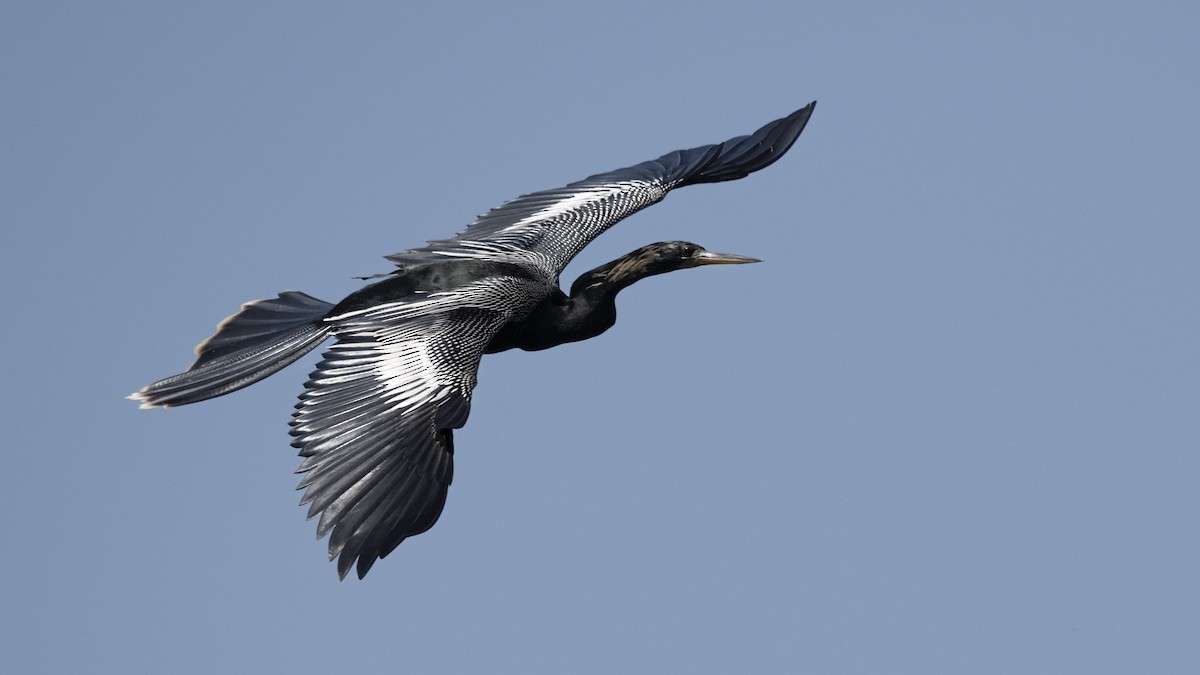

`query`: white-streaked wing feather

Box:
[289,276,540,579]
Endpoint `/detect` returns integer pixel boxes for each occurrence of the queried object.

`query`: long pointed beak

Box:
[692,250,762,265]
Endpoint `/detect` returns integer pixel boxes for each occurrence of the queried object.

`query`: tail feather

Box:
[131,291,334,408]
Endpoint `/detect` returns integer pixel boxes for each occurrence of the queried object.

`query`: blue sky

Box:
[3,2,1197,673]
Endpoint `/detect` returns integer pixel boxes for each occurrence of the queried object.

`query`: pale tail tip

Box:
[127,390,167,409]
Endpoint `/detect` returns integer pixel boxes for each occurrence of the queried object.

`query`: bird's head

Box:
[572,241,760,297]
[632,240,762,274]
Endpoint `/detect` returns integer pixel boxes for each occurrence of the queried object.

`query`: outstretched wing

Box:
[387,101,816,275]
[290,279,532,579]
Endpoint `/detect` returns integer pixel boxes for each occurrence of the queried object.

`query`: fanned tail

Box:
[130,291,335,408]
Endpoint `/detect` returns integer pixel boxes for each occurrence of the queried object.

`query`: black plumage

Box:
[132,101,816,579]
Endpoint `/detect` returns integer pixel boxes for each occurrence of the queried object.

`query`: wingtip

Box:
[789,100,817,126]
[334,550,356,580]
[780,101,816,130]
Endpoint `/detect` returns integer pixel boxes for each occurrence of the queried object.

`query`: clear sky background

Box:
[3,2,1197,673]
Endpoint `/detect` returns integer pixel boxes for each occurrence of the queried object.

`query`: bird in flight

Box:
[132,101,816,579]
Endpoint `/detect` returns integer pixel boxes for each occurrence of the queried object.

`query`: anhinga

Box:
[132,101,816,579]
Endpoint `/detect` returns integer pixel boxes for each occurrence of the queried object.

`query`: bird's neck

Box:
[485,258,660,354]
[483,287,618,354]
[568,250,662,299]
